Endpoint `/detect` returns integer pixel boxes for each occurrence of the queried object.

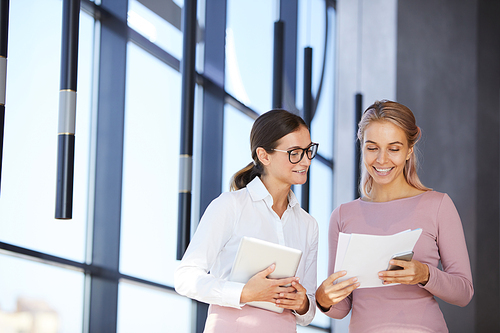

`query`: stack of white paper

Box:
[334,229,422,288]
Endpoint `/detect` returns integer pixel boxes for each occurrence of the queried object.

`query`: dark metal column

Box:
[177,0,198,260]
[196,0,227,331]
[301,47,312,211]
[0,0,8,195]
[55,0,80,219]
[86,1,128,332]
[354,93,362,198]
[280,0,298,113]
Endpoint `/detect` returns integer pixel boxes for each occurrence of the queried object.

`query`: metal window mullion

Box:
[86,0,128,332]
[195,1,228,331]
[0,0,9,195]
[280,0,298,113]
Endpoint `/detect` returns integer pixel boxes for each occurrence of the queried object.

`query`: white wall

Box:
[332,0,398,331]
[333,0,397,208]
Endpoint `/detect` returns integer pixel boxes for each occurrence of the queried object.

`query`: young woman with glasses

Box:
[315,100,473,332]
[175,109,319,332]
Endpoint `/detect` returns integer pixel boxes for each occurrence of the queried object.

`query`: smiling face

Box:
[362,120,413,191]
[258,125,313,187]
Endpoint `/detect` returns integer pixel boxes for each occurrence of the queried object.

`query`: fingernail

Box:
[353,278,358,282]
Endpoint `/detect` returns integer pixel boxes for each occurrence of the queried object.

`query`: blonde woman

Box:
[316,100,473,332]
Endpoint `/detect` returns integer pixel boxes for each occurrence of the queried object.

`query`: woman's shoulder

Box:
[334,198,364,211]
[420,190,453,205]
[330,198,364,219]
[216,186,250,204]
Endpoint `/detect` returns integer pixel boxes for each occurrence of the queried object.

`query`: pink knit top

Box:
[323,191,473,332]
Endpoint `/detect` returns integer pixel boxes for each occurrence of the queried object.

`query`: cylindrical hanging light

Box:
[272,20,284,109]
[301,47,312,212]
[177,0,198,260]
[0,0,9,196]
[354,93,363,198]
[55,0,80,219]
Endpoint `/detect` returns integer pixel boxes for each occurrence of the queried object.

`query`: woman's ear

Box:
[407,147,414,160]
[256,147,271,166]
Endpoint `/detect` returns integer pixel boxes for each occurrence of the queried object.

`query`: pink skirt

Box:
[204,304,296,333]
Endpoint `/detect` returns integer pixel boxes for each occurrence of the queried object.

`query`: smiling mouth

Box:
[293,169,308,174]
[373,166,393,174]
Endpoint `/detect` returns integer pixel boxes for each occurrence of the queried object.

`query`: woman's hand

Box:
[240,264,297,304]
[378,259,430,285]
[275,280,309,315]
[315,271,359,312]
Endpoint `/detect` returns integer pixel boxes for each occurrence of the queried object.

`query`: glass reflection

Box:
[296,0,334,160]
[0,0,92,262]
[309,160,333,328]
[128,0,183,60]
[120,42,182,285]
[221,104,254,192]
[0,254,84,333]
[117,282,191,333]
[225,0,275,113]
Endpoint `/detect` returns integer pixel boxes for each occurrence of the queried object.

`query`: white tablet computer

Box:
[229,236,303,313]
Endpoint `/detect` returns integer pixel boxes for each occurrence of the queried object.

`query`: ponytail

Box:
[230,161,264,191]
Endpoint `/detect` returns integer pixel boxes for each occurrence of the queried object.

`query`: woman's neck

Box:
[367,179,425,202]
[260,176,290,218]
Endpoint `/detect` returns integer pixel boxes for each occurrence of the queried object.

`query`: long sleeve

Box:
[422,194,474,306]
[294,219,319,326]
[323,206,353,319]
[174,193,245,308]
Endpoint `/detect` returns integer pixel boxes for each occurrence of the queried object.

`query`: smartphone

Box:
[387,251,414,270]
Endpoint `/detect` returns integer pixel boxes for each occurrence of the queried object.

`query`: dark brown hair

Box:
[230,109,307,191]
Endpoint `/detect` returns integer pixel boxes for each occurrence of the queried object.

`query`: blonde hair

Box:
[357,100,431,197]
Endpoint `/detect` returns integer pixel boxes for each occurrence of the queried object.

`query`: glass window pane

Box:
[0,0,93,262]
[309,160,333,329]
[221,104,254,192]
[117,282,191,333]
[225,0,275,113]
[297,0,335,160]
[120,42,181,285]
[0,254,84,332]
[128,0,183,60]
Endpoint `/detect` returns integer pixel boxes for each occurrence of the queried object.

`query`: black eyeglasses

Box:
[272,143,319,164]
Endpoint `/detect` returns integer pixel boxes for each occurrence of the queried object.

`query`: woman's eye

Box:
[389,148,400,152]
[366,147,377,151]
[290,150,300,156]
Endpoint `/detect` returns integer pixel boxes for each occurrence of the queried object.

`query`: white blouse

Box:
[174,176,318,326]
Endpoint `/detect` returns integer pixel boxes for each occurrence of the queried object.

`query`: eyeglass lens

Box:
[289,144,318,163]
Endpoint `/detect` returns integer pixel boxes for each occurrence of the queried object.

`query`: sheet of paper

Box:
[333,232,351,273]
[335,229,422,288]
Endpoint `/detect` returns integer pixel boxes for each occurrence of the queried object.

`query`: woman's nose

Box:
[300,154,312,167]
[376,151,388,164]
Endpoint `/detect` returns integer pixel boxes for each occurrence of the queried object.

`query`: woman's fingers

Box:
[325,270,347,284]
[316,272,359,310]
[379,260,429,285]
